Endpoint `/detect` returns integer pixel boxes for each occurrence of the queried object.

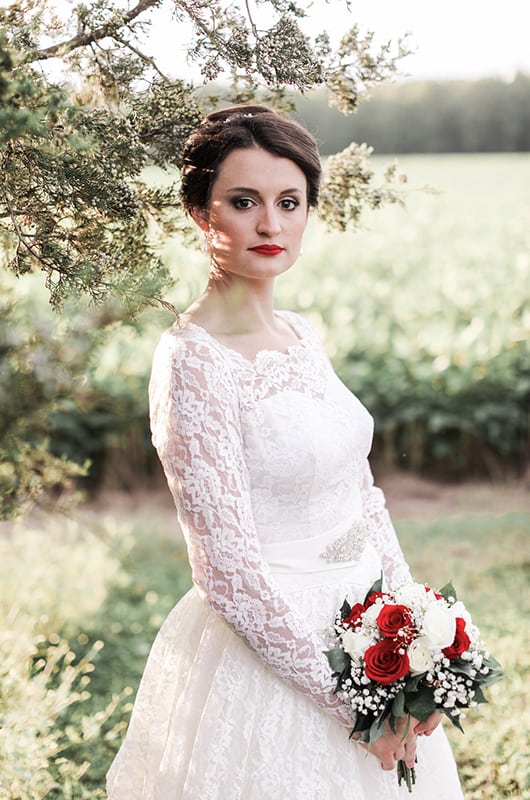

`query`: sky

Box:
[150,0,530,83]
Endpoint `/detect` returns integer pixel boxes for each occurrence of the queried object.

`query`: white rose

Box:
[394,582,432,608]
[450,600,472,629]
[342,629,373,659]
[362,603,382,625]
[422,605,456,649]
[408,637,435,675]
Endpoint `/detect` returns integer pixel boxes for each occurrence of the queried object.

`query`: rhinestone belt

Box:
[319,519,370,563]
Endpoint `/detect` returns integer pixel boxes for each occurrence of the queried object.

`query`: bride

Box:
[106,105,464,799]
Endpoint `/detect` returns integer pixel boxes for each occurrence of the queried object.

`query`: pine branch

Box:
[111,33,170,81]
[26,0,161,62]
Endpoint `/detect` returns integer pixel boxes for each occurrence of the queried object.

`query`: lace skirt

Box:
[106,548,464,800]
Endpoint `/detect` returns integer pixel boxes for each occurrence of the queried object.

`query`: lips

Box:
[248,245,284,255]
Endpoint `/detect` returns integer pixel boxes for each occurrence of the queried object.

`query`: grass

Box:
[1,502,529,798]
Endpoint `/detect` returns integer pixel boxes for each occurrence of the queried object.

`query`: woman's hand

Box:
[356,715,417,771]
[414,709,442,737]
[355,710,442,771]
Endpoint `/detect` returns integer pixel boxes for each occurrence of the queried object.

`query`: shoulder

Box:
[150,321,239,402]
[276,309,328,352]
[152,321,233,373]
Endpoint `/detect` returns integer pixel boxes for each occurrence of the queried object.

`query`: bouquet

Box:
[325,576,502,792]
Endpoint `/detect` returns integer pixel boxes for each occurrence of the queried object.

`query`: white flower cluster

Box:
[339,664,406,718]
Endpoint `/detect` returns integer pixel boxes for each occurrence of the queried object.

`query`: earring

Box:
[299,247,304,256]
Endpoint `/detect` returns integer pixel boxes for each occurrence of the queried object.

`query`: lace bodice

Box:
[148,311,411,726]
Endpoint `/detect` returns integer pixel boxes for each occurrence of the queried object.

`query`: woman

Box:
[106,105,464,798]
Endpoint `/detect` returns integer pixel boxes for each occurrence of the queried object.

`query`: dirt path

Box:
[376,470,529,519]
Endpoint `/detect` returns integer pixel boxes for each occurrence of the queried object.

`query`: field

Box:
[1,154,529,798]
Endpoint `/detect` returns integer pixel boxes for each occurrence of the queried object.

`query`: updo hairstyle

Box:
[180,104,321,213]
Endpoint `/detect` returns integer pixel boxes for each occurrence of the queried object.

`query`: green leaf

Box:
[392,689,406,719]
[400,713,412,743]
[352,714,372,736]
[473,685,488,705]
[478,669,503,688]
[369,714,387,743]
[324,648,350,673]
[444,709,465,733]
[404,686,436,722]
[404,673,425,692]
[340,599,352,618]
[483,653,502,671]
[363,573,383,604]
[438,581,457,602]
[450,660,477,677]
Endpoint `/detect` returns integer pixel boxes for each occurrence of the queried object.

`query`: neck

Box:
[190,272,276,335]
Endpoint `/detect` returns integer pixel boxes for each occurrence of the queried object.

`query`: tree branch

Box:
[0,179,58,274]
[112,33,170,81]
[27,0,161,62]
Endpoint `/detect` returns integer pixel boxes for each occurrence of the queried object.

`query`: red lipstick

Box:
[248,245,284,255]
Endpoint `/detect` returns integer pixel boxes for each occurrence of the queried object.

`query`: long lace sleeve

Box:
[149,330,351,726]
[360,461,412,589]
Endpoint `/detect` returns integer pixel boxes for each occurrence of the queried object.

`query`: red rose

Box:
[364,639,410,684]
[377,604,415,641]
[443,617,471,660]
[343,603,365,628]
[365,591,386,607]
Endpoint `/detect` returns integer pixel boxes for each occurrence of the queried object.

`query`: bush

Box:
[0,515,130,799]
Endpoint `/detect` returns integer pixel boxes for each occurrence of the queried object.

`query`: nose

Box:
[256,204,281,237]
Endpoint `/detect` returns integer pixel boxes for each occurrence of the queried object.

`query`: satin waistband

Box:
[260,519,370,575]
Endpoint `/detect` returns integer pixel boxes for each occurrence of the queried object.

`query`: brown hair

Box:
[180,104,321,212]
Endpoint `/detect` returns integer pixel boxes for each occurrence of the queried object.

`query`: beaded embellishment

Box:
[319,520,370,563]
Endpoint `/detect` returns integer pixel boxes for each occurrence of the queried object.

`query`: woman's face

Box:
[193,146,309,281]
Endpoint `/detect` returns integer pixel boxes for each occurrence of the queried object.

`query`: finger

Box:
[415,711,442,735]
[415,723,436,737]
[403,738,417,769]
[380,755,396,771]
[393,745,406,763]
[360,742,395,771]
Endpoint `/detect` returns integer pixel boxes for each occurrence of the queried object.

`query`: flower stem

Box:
[397,759,416,793]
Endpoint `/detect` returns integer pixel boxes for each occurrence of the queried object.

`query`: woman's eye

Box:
[233,198,254,209]
[280,198,298,210]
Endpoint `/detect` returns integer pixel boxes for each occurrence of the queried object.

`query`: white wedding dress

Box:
[106,311,464,800]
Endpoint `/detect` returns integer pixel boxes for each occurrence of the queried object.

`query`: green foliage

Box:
[0,276,152,519]
[0,515,128,799]
[0,511,191,799]
[0,284,88,518]
[319,143,406,231]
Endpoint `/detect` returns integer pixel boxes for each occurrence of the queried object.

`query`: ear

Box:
[190,206,209,232]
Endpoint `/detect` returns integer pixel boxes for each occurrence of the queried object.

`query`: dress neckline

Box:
[179,310,308,366]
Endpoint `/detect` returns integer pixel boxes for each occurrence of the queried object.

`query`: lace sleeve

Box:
[149,329,351,727]
[360,461,412,590]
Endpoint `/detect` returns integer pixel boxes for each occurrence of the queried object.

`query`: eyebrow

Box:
[225,186,304,196]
